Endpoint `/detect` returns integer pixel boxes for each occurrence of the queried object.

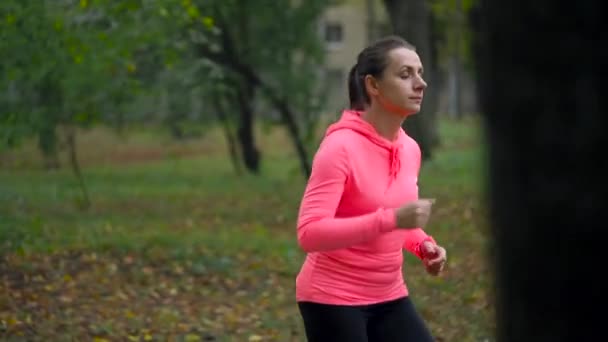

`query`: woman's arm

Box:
[403,230,436,259]
[401,133,436,259]
[297,135,396,253]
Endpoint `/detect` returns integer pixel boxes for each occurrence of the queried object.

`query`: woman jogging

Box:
[295,35,447,342]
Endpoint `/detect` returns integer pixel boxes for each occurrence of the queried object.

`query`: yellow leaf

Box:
[128,335,139,341]
[63,274,72,282]
[6,14,15,25]
[93,338,109,342]
[201,16,214,29]
[144,334,153,341]
[53,20,63,31]
[248,335,263,342]
[185,334,201,342]
[127,63,136,73]
[80,0,88,9]
[125,310,136,319]
[7,317,19,327]
[187,5,199,19]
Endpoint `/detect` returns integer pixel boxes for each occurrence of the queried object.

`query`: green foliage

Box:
[429,0,477,70]
[1,0,330,152]
[0,0,143,149]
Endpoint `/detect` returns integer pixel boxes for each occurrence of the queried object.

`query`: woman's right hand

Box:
[395,199,435,229]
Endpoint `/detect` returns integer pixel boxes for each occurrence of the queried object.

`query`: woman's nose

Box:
[416,76,427,90]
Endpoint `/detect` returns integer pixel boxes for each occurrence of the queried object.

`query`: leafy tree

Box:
[2,0,331,186]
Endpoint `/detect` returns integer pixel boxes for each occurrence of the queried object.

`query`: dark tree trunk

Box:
[38,124,60,170]
[383,0,440,160]
[236,81,260,173]
[197,44,311,178]
[273,99,311,178]
[38,74,61,170]
[213,93,243,175]
[471,1,606,341]
[65,126,90,209]
[198,5,311,178]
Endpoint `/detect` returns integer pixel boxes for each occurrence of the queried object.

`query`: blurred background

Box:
[1,0,489,341]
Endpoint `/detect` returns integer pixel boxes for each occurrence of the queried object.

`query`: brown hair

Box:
[348,35,416,110]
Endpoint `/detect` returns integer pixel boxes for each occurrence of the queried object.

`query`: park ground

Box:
[0,117,494,341]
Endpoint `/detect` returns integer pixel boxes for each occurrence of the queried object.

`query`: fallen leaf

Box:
[185,333,201,341]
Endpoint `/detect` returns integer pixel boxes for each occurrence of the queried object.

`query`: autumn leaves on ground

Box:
[0,118,494,341]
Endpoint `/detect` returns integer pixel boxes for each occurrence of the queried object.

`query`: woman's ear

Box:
[364,75,380,98]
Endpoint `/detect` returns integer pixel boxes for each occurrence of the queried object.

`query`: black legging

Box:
[297,296,435,342]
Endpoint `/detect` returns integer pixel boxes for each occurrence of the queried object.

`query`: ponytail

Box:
[348,63,365,110]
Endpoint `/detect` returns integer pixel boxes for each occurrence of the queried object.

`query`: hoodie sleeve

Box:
[401,134,436,259]
[297,134,396,253]
[403,230,436,259]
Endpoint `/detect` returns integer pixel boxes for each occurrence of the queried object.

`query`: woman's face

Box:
[367,47,427,116]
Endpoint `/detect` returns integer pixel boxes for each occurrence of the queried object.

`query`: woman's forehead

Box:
[387,48,423,70]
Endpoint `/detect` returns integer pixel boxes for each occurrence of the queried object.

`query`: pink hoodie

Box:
[295,110,435,305]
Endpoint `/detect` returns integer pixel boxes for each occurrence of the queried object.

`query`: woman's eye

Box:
[400,74,410,79]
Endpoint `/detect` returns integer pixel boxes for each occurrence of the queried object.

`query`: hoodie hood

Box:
[325,109,403,180]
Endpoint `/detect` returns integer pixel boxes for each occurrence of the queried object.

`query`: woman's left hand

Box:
[420,241,447,276]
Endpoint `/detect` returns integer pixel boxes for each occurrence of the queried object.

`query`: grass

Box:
[0,116,494,341]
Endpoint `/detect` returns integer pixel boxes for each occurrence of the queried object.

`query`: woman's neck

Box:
[361,106,405,141]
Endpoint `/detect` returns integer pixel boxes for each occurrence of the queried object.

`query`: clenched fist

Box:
[420,240,447,276]
[395,199,435,229]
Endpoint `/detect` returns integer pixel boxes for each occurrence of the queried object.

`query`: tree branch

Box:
[196,43,311,177]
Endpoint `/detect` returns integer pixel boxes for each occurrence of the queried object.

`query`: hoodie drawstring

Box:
[389,145,401,180]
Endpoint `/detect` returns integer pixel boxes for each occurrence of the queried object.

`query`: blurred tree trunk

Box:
[65,125,90,209]
[37,73,61,170]
[212,93,243,175]
[270,97,311,178]
[199,9,312,177]
[215,4,260,174]
[447,54,463,119]
[38,124,60,170]
[447,0,463,119]
[383,0,440,160]
[366,0,377,44]
[235,79,260,173]
[471,0,605,341]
